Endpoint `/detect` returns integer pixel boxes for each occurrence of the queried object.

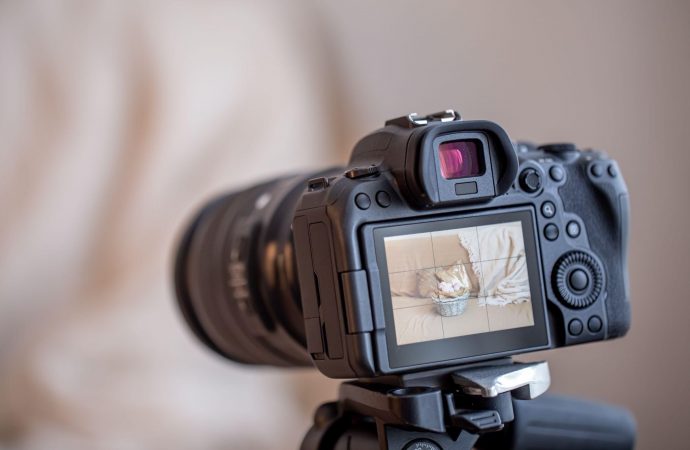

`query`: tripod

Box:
[301,359,636,450]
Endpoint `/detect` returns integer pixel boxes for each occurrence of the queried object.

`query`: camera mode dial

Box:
[553,251,603,309]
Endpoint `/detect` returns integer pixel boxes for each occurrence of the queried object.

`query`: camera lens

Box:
[438,139,484,179]
[174,175,315,367]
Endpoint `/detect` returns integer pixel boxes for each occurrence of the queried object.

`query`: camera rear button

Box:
[608,164,618,177]
[566,221,581,238]
[569,269,589,291]
[588,316,603,333]
[568,319,584,336]
[544,223,559,241]
[549,166,565,182]
[376,191,391,208]
[590,163,604,177]
[355,193,371,210]
[541,201,556,218]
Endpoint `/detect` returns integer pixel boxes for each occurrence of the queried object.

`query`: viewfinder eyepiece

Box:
[438,139,485,179]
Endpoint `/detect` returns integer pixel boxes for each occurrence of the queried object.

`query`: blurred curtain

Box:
[0,2,339,449]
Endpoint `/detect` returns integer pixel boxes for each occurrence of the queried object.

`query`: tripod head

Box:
[302,359,635,450]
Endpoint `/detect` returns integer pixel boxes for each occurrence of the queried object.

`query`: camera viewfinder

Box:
[438,139,485,180]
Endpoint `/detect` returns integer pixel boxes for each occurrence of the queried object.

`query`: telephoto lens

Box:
[174,174,321,367]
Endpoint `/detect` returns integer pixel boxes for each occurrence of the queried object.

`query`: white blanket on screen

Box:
[459,227,530,306]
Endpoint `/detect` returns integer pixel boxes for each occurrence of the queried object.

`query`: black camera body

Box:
[292,111,630,378]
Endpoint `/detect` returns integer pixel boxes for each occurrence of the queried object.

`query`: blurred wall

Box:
[1,1,689,449]
[0,2,340,449]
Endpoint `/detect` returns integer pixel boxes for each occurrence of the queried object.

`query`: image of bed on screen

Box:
[384,221,535,346]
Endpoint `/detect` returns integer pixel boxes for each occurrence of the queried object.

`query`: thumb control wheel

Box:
[553,251,603,309]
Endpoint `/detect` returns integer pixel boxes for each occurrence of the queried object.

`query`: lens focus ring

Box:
[173,175,317,367]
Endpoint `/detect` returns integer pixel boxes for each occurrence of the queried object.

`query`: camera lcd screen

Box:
[371,209,548,369]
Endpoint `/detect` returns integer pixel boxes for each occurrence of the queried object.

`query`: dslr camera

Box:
[174,110,630,379]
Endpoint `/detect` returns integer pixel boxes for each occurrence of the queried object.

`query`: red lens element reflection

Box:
[438,140,483,179]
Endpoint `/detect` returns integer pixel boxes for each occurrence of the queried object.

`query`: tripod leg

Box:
[476,394,636,450]
[301,402,379,450]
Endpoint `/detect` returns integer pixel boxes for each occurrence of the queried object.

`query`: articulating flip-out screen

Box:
[383,220,535,346]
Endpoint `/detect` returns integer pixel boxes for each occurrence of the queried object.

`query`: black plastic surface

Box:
[309,222,344,359]
[477,395,636,450]
[341,270,374,333]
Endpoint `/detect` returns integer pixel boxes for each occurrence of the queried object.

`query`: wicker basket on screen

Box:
[432,292,470,317]
[430,265,472,317]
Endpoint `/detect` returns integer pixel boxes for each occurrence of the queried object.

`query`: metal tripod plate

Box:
[451,361,550,399]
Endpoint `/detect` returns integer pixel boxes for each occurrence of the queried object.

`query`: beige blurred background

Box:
[1,1,689,449]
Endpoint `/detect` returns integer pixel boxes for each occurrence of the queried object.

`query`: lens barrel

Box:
[174,175,313,367]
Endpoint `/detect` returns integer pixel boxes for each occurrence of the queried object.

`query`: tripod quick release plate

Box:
[451,361,550,399]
